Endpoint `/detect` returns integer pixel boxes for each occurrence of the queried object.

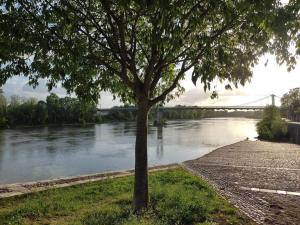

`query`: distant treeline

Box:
[0,92,263,128]
[162,108,263,120]
[101,106,263,122]
[0,93,98,127]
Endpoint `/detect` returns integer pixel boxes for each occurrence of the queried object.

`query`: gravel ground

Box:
[184,140,300,225]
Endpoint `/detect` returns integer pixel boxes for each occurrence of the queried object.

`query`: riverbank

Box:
[0,114,262,130]
[0,167,253,225]
[184,140,300,225]
[0,164,178,198]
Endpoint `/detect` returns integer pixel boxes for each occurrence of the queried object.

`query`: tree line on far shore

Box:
[0,92,98,127]
[2,87,300,130]
[0,90,263,128]
[281,88,300,122]
[99,105,263,123]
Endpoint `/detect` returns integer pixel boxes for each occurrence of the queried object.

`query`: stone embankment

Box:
[184,140,300,225]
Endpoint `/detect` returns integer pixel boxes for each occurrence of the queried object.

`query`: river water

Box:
[0,118,258,184]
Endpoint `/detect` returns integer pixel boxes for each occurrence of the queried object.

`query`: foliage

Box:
[281,88,300,120]
[0,168,252,225]
[103,107,136,122]
[0,93,97,127]
[1,1,299,104]
[0,89,7,127]
[256,106,288,140]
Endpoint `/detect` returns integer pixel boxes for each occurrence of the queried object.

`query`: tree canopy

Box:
[281,88,300,119]
[1,0,299,105]
[0,93,98,127]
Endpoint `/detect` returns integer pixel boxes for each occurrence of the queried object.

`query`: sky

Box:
[2,54,300,108]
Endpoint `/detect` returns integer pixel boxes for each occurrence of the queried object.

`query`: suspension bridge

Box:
[97,94,281,125]
[97,94,281,113]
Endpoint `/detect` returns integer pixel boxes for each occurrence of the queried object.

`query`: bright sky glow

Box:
[168,54,300,107]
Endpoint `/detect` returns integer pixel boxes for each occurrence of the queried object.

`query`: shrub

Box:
[256,106,288,140]
[0,117,7,128]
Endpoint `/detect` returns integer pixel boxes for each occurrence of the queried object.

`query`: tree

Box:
[256,106,287,140]
[0,89,7,127]
[79,100,97,124]
[20,97,38,124]
[6,97,37,125]
[35,100,48,124]
[1,0,299,211]
[281,88,300,120]
[46,93,60,124]
[9,95,21,107]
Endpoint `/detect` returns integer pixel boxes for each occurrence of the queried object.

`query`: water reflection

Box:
[0,118,258,184]
[156,126,164,159]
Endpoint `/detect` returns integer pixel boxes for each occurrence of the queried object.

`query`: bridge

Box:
[97,94,281,124]
[98,105,265,112]
[97,94,280,112]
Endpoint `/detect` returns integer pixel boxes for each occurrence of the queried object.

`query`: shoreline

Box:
[0,163,179,199]
[0,116,261,130]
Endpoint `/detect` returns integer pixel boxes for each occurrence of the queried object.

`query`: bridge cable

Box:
[235,95,271,106]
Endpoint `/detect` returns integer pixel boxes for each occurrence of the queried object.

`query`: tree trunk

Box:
[133,99,149,212]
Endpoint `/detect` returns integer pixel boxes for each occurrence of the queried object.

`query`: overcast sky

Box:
[2,54,300,108]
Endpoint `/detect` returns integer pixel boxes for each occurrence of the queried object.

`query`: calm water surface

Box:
[0,118,258,184]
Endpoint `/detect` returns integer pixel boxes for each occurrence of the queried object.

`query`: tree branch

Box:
[149,12,241,106]
[149,60,187,106]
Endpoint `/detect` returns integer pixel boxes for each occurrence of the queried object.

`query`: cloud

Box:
[2,77,67,101]
[1,77,121,108]
[168,88,210,106]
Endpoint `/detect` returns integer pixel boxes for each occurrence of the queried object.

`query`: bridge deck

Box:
[97,106,265,112]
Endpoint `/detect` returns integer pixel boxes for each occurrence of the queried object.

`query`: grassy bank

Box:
[0,168,253,225]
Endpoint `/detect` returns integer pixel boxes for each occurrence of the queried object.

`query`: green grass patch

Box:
[0,168,253,225]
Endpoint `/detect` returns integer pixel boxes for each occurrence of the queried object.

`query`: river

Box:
[0,118,258,184]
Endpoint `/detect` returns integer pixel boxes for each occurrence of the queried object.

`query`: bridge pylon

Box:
[271,94,275,106]
[154,108,164,126]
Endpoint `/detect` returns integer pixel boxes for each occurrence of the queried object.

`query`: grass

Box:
[0,168,253,225]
